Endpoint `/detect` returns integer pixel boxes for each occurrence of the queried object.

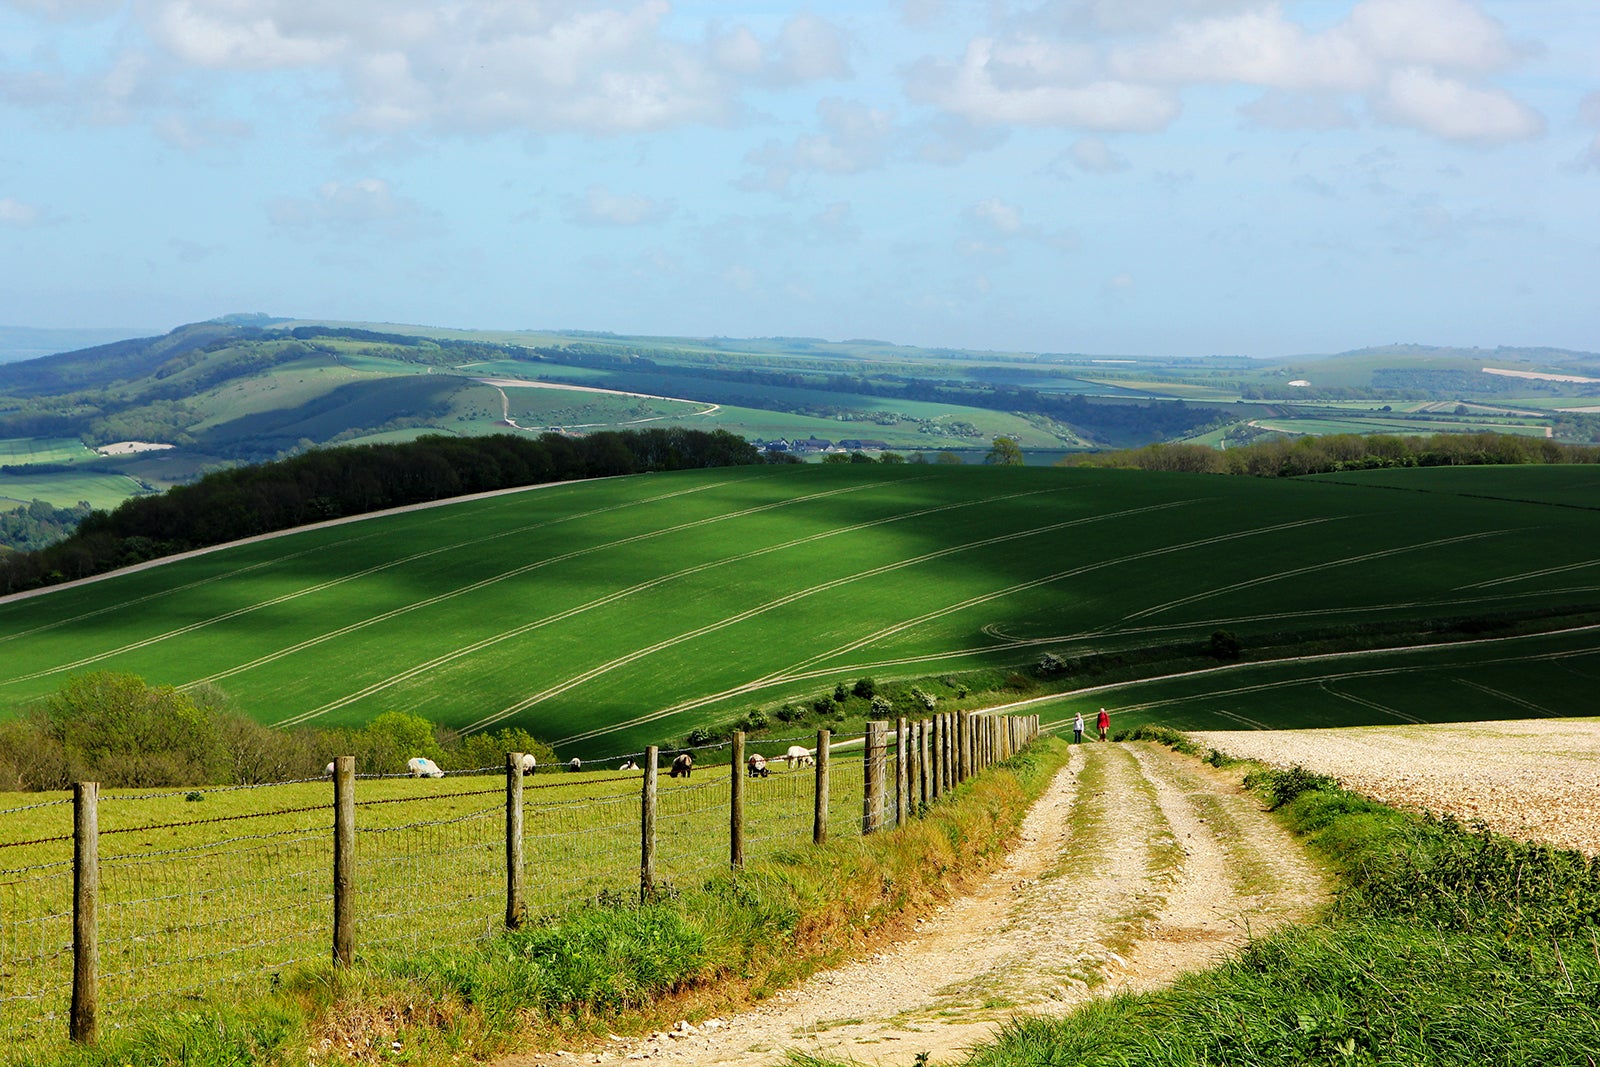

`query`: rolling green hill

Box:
[2,464,1597,757]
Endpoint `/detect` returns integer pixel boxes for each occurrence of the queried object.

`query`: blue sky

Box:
[0,0,1595,357]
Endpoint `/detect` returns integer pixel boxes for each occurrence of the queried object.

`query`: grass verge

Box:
[952,747,1600,1066]
[11,740,1069,1067]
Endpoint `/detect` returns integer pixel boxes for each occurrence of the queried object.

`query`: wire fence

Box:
[0,713,1039,1056]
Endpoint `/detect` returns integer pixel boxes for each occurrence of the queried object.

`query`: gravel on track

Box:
[499,743,1324,1067]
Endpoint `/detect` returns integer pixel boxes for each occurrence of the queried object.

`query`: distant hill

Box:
[1281,343,1600,368]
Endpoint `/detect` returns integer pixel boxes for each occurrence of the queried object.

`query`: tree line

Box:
[1073,431,1600,477]
[0,672,557,791]
[0,428,763,595]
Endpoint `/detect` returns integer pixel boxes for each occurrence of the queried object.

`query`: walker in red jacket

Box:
[1096,707,1110,742]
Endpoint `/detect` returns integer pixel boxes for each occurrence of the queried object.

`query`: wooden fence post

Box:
[929,715,942,799]
[70,781,98,1045]
[730,731,746,869]
[941,713,953,793]
[863,721,887,834]
[958,712,970,783]
[505,753,525,929]
[813,730,830,845]
[333,755,355,969]
[640,746,658,903]
[918,720,930,808]
[895,717,909,826]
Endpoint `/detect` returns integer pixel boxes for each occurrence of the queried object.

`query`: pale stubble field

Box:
[1193,718,1600,855]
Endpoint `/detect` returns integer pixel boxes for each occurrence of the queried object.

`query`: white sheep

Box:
[519,753,537,775]
[619,759,640,771]
[747,753,769,778]
[324,761,335,778]
[406,756,445,778]
[784,745,815,769]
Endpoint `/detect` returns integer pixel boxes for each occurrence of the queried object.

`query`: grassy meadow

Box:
[2,464,1599,756]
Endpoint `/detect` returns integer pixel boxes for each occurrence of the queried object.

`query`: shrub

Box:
[833,682,850,703]
[910,686,937,711]
[1118,724,1199,756]
[852,677,877,699]
[1245,765,1341,810]
[1036,653,1068,677]
[1208,629,1242,660]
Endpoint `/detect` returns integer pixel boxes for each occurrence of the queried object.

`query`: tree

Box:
[40,672,227,787]
[985,436,1024,466]
[935,451,963,465]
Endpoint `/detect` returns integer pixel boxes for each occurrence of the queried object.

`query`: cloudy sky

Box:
[0,0,1595,357]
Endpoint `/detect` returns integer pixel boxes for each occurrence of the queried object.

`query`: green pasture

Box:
[2,465,1599,756]
[185,353,403,430]
[0,438,97,467]
[0,749,864,1050]
[0,470,146,511]
[1249,413,1550,437]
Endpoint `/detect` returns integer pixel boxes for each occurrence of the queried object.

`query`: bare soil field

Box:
[1193,718,1600,856]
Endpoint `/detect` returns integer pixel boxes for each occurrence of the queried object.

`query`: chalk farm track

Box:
[4,465,1600,755]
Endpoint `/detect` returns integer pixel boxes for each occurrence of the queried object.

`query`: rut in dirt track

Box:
[504,743,1325,1067]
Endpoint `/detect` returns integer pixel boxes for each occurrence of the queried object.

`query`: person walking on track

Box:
[1073,711,1085,744]
[1097,707,1110,742]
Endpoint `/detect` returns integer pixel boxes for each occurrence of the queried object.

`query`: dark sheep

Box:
[670,753,694,778]
[567,757,582,772]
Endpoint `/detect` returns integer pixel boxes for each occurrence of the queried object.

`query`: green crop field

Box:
[0,438,97,467]
[0,470,147,511]
[3,464,1599,756]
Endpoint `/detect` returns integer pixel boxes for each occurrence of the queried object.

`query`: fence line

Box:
[0,714,1040,1053]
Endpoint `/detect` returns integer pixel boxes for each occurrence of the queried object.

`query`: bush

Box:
[910,686,937,711]
[1245,764,1342,810]
[38,671,230,787]
[852,677,876,699]
[1208,629,1242,660]
[1036,653,1068,677]
[775,703,802,723]
[833,682,850,703]
[1118,724,1199,756]
[446,728,558,774]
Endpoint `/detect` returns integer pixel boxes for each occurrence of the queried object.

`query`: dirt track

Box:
[501,743,1324,1067]
[1194,718,1600,856]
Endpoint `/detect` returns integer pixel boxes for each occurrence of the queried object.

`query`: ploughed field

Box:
[2,464,1600,755]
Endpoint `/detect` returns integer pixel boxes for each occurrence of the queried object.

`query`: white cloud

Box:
[910,0,1543,147]
[569,184,673,227]
[964,197,1078,252]
[743,97,898,191]
[1375,67,1545,144]
[266,177,426,234]
[970,197,1024,235]
[906,38,1180,131]
[1346,0,1523,75]
[1239,90,1357,131]
[0,197,43,226]
[1067,135,1129,172]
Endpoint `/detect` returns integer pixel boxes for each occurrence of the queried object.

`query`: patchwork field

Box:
[2,465,1599,756]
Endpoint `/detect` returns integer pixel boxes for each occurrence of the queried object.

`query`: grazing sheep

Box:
[670,753,694,778]
[324,761,335,778]
[747,753,769,778]
[568,757,582,773]
[619,759,640,771]
[784,745,815,769]
[519,753,537,775]
[407,756,444,778]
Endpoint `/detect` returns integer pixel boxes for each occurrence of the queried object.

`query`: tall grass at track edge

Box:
[7,740,1070,1067]
[953,740,1600,1067]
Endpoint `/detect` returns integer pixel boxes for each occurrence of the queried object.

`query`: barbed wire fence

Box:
[0,712,1039,1054]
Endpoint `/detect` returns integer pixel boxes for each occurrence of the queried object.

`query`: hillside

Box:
[3,463,1598,758]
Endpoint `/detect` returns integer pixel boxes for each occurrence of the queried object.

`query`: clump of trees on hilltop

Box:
[1073,432,1600,477]
[0,672,556,791]
[0,428,763,595]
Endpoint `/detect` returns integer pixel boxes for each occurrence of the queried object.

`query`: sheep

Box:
[324,761,335,778]
[670,753,694,778]
[784,745,815,769]
[568,757,582,773]
[619,759,640,771]
[519,753,537,775]
[406,756,445,778]
[747,753,769,778]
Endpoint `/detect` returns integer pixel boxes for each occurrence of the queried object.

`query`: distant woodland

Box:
[1077,432,1600,476]
[0,428,763,596]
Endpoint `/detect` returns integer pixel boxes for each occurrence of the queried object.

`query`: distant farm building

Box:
[1288,380,1311,388]
[838,439,890,451]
